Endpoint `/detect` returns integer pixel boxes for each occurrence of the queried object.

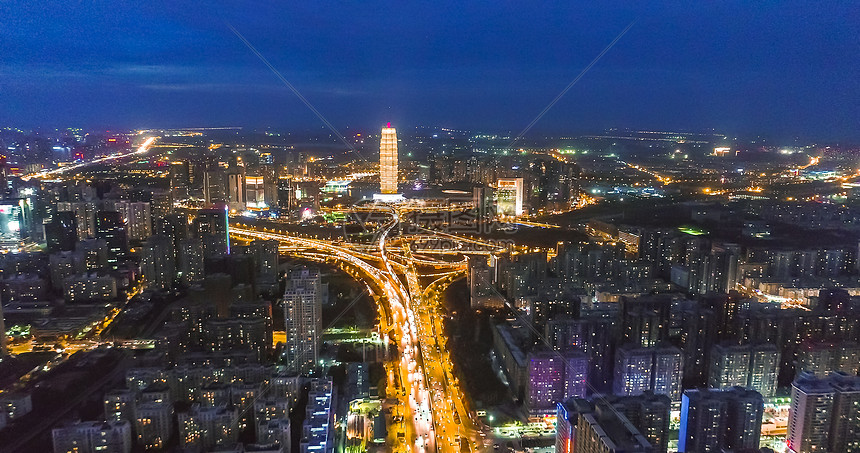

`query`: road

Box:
[231,209,486,453]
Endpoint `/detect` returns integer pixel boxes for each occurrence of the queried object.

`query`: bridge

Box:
[231,207,503,453]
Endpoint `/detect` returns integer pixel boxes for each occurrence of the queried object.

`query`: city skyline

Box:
[2,3,860,453]
[1,1,858,140]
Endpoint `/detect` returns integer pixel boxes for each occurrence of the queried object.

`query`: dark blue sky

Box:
[1,1,857,140]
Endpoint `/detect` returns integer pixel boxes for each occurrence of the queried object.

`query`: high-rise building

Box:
[525,349,588,415]
[140,235,175,289]
[496,177,524,217]
[52,420,133,453]
[612,392,672,453]
[206,317,268,362]
[45,211,77,252]
[248,239,279,281]
[57,201,96,240]
[177,237,205,285]
[104,389,137,424]
[257,418,291,450]
[710,344,751,389]
[797,340,860,378]
[563,393,672,453]
[283,267,322,375]
[193,207,229,258]
[787,371,860,453]
[748,344,780,398]
[614,345,683,400]
[254,399,290,441]
[227,166,246,212]
[134,401,173,451]
[63,272,117,302]
[125,201,151,241]
[379,124,398,194]
[652,346,683,400]
[49,251,87,291]
[177,404,238,451]
[468,256,502,308]
[678,387,764,453]
[170,160,191,200]
[0,294,6,357]
[149,190,173,219]
[95,210,127,264]
[575,400,653,453]
[614,346,654,397]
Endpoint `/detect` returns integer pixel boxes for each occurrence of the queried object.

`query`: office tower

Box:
[177,237,205,285]
[379,124,398,194]
[193,207,229,258]
[203,165,227,205]
[525,349,588,415]
[95,210,127,264]
[277,176,293,212]
[140,235,175,289]
[283,268,322,375]
[45,211,77,252]
[678,387,764,453]
[52,420,133,453]
[245,174,268,209]
[134,401,173,450]
[787,372,860,453]
[496,177,524,216]
[226,166,246,211]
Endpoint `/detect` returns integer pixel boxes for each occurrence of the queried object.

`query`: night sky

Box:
[1,1,858,140]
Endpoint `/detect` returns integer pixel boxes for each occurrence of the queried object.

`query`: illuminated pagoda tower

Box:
[375,123,403,201]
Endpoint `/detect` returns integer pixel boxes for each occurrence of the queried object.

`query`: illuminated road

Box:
[23,136,158,180]
[231,211,483,453]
